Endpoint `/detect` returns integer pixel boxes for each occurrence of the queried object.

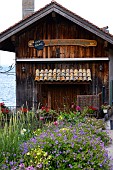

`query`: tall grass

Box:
[0,110,39,165]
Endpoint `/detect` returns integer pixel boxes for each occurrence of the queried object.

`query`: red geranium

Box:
[20,107,28,113]
[41,106,50,113]
[89,106,97,111]
[0,102,10,114]
[88,106,98,114]
[41,106,45,111]
[0,102,4,107]
[1,108,9,114]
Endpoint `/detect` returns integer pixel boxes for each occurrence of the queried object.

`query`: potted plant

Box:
[101,103,111,114]
[86,106,98,117]
[37,106,58,122]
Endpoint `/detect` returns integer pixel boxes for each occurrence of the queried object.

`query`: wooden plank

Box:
[28,39,97,47]
[16,57,109,62]
[35,81,90,85]
[48,91,51,109]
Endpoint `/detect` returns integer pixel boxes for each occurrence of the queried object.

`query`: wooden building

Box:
[0,1,113,110]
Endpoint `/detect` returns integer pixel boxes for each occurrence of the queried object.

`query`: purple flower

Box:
[80,130,85,135]
[57,133,62,136]
[1,164,8,169]
[73,134,78,139]
[71,142,74,148]
[30,137,37,144]
[55,140,58,144]
[11,166,17,170]
[10,161,14,166]
[25,166,35,170]
[20,159,24,163]
[59,151,62,154]
[99,164,102,167]
[69,164,73,168]
[5,159,8,163]
[19,163,25,168]
[37,163,42,168]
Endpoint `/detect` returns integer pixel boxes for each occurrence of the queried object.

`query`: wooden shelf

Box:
[35,80,91,85]
[16,57,109,62]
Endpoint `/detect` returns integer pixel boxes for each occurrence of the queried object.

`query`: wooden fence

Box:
[77,93,102,110]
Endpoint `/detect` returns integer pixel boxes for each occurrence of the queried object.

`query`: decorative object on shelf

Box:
[35,68,92,82]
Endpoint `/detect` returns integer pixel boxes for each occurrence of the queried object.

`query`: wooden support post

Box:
[48,91,51,109]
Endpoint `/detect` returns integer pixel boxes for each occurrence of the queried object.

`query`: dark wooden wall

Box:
[17,13,108,59]
[16,12,109,109]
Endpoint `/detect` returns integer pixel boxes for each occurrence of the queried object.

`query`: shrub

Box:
[17,121,111,169]
[0,108,111,170]
[23,146,52,168]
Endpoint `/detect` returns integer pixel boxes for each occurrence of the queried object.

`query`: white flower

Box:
[20,128,27,135]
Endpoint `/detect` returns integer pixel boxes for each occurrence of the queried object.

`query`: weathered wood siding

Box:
[16,13,109,109]
[17,13,108,59]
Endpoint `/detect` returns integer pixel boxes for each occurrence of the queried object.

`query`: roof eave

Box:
[53,4,113,44]
[0,4,56,42]
[0,2,113,45]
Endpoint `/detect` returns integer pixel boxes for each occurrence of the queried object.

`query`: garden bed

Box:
[0,105,112,169]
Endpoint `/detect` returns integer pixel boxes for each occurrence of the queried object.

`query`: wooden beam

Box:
[28,39,97,47]
[35,81,90,85]
[16,57,109,62]
[48,91,51,109]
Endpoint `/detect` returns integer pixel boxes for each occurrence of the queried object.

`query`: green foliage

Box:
[24,146,52,169]
[0,111,39,168]
[19,121,111,170]
[85,117,106,130]
[96,131,112,146]
[58,110,85,124]
[0,107,112,170]
[37,106,59,123]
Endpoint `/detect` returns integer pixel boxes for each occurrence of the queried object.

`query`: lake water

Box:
[0,66,16,107]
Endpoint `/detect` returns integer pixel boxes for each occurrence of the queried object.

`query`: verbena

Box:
[0,106,112,170]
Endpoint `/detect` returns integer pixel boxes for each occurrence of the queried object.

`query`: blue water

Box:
[0,66,16,106]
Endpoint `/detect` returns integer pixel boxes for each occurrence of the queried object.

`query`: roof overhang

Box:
[0,1,113,49]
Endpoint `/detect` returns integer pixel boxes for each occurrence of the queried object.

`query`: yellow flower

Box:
[26,152,30,155]
[58,115,63,120]
[43,152,47,157]
[60,128,69,132]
